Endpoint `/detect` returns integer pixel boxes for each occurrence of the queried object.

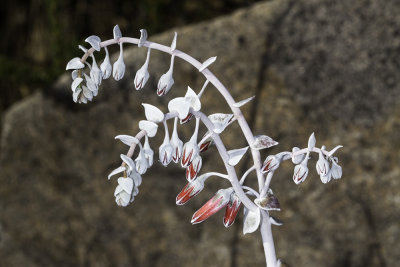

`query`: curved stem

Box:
[260,211,278,267]
[240,165,256,184]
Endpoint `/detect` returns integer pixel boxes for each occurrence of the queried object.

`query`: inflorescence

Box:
[66,25,343,267]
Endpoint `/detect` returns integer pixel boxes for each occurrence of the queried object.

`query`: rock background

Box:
[0,0,399,266]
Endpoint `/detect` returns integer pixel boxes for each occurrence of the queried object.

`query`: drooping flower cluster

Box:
[67,25,344,267]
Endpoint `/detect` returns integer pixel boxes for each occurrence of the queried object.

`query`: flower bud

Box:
[320,170,332,184]
[191,188,234,224]
[134,47,151,90]
[113,43,126,81]
[316,151,330,176]
[181,118,200,168]
[223,193,242,227]
[100,47,112,79]
[159,142,173,167]
[199,132,214,152]
[261,155,280,174]
[170,118,183,163]
[293,154,309,184]
[157,55,175,96]
[90,55,102,86]
[143,135,154,167]
[186,155,202,182]
[135,149,148,175]
[176,178,205,205]
[159,121,173,167]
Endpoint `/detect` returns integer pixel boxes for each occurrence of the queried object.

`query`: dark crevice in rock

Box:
[230,1,296,266]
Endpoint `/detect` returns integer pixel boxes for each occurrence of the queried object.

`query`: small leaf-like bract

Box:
[199,56,217,72]
[233,96,255,108]
[113,25,122,40]
[308,132,316,151]
[138,29,148,47]
[66,57,85,70]
[85,35,101,51]
[139,120,158,137]
[251,135,278,150]
[142,103,164,123]
[115,135,139,146]
[170,32,177,51]
[108,166,126,180]
[243,207,261,234]
[227,147,249,166]
[168,97,191,120]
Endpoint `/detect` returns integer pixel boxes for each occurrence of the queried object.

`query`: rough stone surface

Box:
[1,0,399,266]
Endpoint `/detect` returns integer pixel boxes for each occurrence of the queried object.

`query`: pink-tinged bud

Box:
[181,117,200,168]
[262,155,280,174]
[185,155,202,182]
[180,113,193,124]
[199,141,212,152]
[170,118,183,163]
[293,163,309,184]
[176,178,205,205]
[198,132,214,152]
[191,188,234,224]
[159,142,173,167]
[181,142,199,168]
[223,193,242,227]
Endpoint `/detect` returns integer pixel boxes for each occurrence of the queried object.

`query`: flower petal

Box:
[139,120,158,138]
[66,57,85,70]
[251,135,278,150]
[142,103,164,123]
[243,207,261,234]
[227,147,249,166]
[199,56,217,72]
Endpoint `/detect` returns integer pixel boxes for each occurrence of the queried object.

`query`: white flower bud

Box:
[100,47,112,79]
[134,47,151,90]
[316,150,330,176]
[90,54,102,86]
[113,43,125,81]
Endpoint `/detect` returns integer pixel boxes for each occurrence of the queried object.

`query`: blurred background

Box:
[0,0,398,266]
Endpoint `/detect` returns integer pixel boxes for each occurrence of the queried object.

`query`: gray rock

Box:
[0,0,399,266]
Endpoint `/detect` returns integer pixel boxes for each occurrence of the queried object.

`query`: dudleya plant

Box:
[66,25,343,267]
